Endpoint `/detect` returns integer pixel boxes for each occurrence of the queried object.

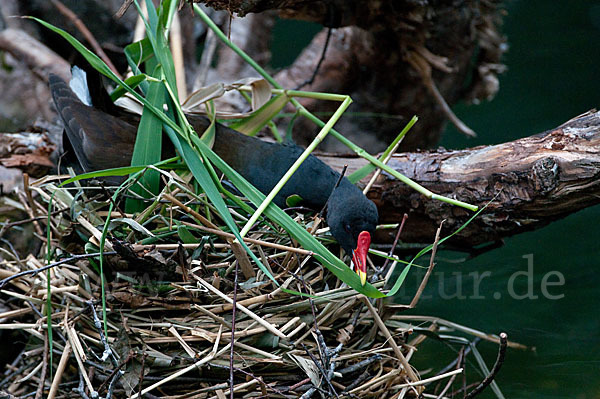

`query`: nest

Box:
[0,175,513,398]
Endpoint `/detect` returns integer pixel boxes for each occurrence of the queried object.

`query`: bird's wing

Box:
[50,74,137,172]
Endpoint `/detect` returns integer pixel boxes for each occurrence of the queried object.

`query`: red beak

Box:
[352,231,371,286]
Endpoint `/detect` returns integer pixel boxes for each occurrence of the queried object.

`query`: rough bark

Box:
[0,131,56,177]
[3,107,598,248]
[320,110,600,247]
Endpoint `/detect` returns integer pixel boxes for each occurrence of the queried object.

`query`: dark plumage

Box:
[49,73,378,284]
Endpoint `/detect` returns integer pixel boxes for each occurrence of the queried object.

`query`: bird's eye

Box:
[344,223,352,233]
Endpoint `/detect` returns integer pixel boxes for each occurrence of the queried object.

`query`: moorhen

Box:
[49,72,378,285]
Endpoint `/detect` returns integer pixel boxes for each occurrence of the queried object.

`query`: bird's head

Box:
[326,181,379,286]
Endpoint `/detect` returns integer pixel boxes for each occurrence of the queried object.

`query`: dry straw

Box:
[0,176,515,398]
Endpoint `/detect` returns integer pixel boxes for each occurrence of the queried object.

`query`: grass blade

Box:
[126,65,166,212]
[164,126,280,285]
[348,116,418,183]
[229,93,289,135]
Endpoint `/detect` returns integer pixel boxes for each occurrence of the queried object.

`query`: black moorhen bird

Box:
[49,72,378,285]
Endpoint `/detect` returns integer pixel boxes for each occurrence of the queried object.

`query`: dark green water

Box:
[417,1,600,398]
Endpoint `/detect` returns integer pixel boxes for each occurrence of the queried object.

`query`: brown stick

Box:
[465,333,508,399]
[47,342,72,399]
[49,0,121,78]
[409,220,443,308]
[377,213,408,275]
[34,331,49,399]
[360,296,420,384]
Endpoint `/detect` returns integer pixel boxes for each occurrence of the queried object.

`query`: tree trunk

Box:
[3,107,598,248]
[320,110,600,247]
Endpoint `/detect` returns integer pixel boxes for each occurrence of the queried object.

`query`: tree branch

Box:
[320,110,600,246]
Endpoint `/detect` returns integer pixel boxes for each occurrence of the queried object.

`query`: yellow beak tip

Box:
[359,271,367,286]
